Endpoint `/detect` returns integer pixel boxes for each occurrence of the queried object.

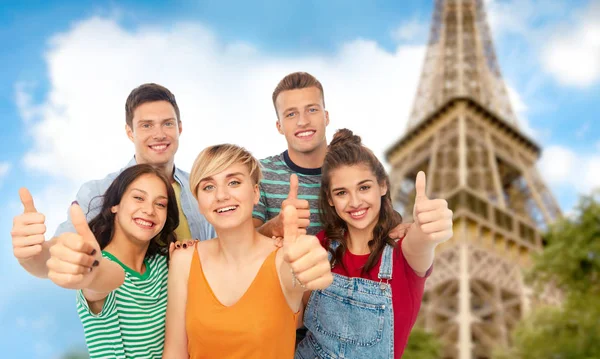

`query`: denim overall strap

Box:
[377,244,394,280]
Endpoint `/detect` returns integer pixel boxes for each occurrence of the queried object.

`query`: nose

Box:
[296,112,310,127]
[152,125,167,140]
[142,201,156,216]
[348,192,362,209]
[215,185,230,202]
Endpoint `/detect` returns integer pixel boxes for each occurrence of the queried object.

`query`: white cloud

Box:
[14,16,425,231]
[541,2,600,87]
[391,18,429,43]
[538,145,600,194]
[0,162,10,182]
[505,84,537,138]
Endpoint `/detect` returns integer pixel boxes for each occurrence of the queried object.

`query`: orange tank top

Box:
[185,247,297,359]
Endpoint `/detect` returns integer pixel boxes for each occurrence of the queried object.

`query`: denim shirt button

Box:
[380,283,386,290]
[381,305,386,309]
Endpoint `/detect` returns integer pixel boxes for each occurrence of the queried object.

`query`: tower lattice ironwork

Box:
[386,1,561,358]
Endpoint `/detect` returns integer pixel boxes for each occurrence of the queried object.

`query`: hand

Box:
[47,204,101,289]
[272,236,283,248]
[274,174,310,237]
[389,222,412,240]
[411,171,453,247]
[11,188,47,261]
[282,205,333,291]
[169,239,198,256]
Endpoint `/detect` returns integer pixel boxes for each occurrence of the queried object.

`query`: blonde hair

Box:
[189,144,262,198]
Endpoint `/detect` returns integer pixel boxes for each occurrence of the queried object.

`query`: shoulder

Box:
[174,167,190,181]
[169,244,198,279]
[316,230,327,247]
[259,153,286,171]
[76,168,122,198]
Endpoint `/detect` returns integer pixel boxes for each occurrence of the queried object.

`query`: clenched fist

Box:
[412,171,453,245]
[11,188,46,260]
[282,205,332,290]
[47,204,101,289]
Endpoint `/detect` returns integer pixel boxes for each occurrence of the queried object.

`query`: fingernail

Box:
[92,260,99,267]
[90,249,97,256]
[183,243,187,249]
[71,200,79,205]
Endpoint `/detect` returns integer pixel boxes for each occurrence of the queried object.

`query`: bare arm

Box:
[401,230,437,277]
[16,238,55,278]
[163,246,195,359]
[82,258,125,313]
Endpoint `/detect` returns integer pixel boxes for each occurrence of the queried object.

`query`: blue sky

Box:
[1,0,599,357]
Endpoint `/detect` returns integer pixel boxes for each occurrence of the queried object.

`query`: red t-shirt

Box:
[316,231,430,358]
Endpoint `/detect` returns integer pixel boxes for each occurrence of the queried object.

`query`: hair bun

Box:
[329,128,362,149]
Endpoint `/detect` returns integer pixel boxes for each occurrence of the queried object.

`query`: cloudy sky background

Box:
[1,0,599,357]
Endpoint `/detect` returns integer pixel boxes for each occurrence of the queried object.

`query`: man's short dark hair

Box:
[125,83,181,127]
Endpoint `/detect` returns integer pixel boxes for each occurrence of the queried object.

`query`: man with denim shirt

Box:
[11,83,215,278]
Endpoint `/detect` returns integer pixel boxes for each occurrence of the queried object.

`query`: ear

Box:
[126,124,134,142]
[178,120,183,135]
[380,182,388,197]
[276,119,284,135]
[253,183,261,205]
[324,110,330,127]
[327,194,334,207]
[111,205,119,214]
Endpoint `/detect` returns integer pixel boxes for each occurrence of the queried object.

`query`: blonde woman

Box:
[163,144,333,359]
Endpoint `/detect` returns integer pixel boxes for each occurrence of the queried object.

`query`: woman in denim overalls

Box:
[296,129,453,358]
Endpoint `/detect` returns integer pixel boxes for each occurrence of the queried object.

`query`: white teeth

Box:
[151,145,167,150]
[216,206,237,213]
[350,209,366,217]
[296,131,315,137]
[135,219,153,227]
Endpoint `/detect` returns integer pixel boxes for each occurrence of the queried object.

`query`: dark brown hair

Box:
[319,129,402,273]
[87,164,179,259]
[272,72,325,118]
[125,83,181,128]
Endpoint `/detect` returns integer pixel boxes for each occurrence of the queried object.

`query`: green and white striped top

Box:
[253,150,323,235]
[76,251,168,359]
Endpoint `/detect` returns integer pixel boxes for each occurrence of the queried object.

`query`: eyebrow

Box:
[137,118,176,124]
[130,188,168,200]
[331,179,374,192]
[199,172,245,183]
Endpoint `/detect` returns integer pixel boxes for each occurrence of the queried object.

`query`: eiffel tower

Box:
[385,1,562,358]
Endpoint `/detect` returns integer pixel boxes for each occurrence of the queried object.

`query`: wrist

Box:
[403,232,437,256]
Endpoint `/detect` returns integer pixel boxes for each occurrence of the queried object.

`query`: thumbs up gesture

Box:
[47,204,101,289]
[282,205,333,291]
[412,171,453,246]
[11,188,47,260]
[277,174,311,236]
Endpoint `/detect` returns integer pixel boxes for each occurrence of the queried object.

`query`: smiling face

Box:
[126,100,182,167]
[111,173,169,244]
[195,162,260,231]
[275,87,329,160]
[328,164,387,234]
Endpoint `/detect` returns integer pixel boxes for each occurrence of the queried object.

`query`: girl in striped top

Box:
[46,164,180,359]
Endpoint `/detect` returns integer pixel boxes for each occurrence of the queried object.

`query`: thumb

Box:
[282,205,299,245]
[288,174,299,200]
[19,187,37,213]
[415,171,427,202]
[70,204,94,240]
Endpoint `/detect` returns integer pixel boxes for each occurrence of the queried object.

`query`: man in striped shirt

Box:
[253,72,329,237]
